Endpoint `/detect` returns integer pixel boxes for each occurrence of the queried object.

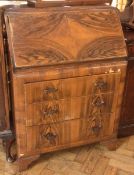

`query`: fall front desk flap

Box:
[5,6,127,69]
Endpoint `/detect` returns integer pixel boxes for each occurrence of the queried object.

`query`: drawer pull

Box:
[92,125,102,135]
[43,106,59,117]
[43,87,58,94]
[43,132,57,145]
[90,117,102,136]
[93,96,105,107]
[95,79,107,90]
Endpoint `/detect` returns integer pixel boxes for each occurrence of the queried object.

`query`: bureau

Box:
[0,4,127,171]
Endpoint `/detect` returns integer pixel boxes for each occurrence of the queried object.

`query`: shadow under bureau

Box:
[2,5,127,171]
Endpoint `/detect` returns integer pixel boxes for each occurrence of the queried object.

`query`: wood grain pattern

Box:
[9,59,126,171]
[26,93,115,126]
[26,115,115,153]
[25,73,120,104]
[0,8,10,131]
[26,97,88,126]
[11,62,126,154]
[5,6,127,68]
[3,6,127,171]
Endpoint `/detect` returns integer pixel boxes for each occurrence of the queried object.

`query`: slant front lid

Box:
[5,6,127,69]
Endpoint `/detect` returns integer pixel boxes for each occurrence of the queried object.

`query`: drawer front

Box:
[25,80,61,104]
[26,114,115,152]
[25,73,120,104]
[87,73,120,95]
[88,92,115,113]
[26,93,114,126]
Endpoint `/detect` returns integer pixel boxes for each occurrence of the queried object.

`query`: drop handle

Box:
[91,125,102,135]
[44,132,56,140]
[43,132,57,145]
[95,79,107,90]
[43,107,59,117]
[43,87,58,94]
[93,96,105,107]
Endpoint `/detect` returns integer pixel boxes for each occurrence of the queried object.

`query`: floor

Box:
[0,136,134,175]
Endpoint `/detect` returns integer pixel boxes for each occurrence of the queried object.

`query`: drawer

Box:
[89,73,120,94]
[26,96,88,126]
[25,73,120,104]
[88,92,115,114]
[25,79,61,104]
[25,77,87,104]
[26,114,115,152]
[26,93,114,126]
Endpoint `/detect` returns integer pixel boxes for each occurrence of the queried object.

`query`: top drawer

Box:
[25,73,120,104]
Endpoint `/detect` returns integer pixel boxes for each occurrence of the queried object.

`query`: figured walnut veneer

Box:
[5,6,126,68]
[3,6,127,171]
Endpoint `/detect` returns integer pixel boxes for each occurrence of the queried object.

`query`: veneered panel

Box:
[5,6,127,69]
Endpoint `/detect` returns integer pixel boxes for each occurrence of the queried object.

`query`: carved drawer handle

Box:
[44,132,57,140]
[92,125,102,135]
[43,87,58,94]
[43,132,57,145]
[95,79,107,90]
[43,107,59,117]
[93,96,105,107]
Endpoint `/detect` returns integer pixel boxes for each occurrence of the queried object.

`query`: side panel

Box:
[118,28,134,137]
[0,9,10,131]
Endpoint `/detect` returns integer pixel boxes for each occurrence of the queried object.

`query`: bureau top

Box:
[5,6,127,69]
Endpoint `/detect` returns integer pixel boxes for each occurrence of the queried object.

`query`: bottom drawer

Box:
[26,114,115,152]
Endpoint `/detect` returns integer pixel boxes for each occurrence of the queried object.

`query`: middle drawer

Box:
[25,73,119,104]
[26,93,114,126]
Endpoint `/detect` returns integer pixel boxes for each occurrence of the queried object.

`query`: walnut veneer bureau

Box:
[0,4,127,171]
